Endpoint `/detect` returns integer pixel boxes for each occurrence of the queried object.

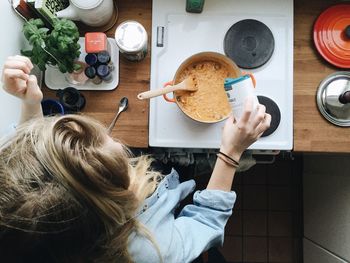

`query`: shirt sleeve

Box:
[174,189,236,263]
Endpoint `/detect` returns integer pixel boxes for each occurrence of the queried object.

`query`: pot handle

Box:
[163,81,176,103]
[242,72,256,88]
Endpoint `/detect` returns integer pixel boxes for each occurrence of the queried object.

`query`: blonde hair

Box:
[0,115,163,262]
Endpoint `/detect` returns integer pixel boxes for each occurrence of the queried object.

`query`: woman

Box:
[0,56,271,263]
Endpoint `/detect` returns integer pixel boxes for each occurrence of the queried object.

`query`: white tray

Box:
[45,37,119,91]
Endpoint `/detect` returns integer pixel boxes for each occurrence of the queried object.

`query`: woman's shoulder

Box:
[135,168,196,218]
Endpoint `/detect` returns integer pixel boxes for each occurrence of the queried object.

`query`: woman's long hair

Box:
[0,115,162,262]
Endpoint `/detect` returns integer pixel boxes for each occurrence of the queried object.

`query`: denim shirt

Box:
[128,169,236,263]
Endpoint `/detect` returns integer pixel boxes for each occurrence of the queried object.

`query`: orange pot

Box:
[163,52,242,123]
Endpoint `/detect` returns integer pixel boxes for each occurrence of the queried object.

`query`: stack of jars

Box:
[84,32,114,84]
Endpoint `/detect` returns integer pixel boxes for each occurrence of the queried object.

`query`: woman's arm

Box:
[207,98,271,191]
[2,56,43,125]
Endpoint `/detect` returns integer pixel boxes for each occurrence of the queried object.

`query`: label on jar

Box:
[225,75,259,120]
[120,48,147,62]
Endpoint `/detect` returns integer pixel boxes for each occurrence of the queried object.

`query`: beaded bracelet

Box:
[216,153,239,168]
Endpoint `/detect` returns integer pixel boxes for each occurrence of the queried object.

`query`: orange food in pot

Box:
[175,61,232,122]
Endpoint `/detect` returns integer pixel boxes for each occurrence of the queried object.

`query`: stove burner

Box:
[224,19,275,69]
[257,96,281,137]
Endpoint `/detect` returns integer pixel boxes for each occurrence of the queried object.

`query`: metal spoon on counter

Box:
[107,97,129,134]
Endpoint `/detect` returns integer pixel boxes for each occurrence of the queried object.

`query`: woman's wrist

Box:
[20,102,43,124]
[219,145,242,162]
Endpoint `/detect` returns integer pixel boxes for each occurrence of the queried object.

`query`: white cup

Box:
[224,74,259,120]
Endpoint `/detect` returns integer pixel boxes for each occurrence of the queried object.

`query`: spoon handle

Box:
[107,109,122,134]
[137,81,186,100]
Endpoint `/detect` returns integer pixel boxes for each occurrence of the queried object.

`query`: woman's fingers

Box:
[8,55,33,71]
[251,104,266,128]
[4,60,31,74]
[3,68,29,81]
[256,113,272,135]
[25,75,43,103]
[27,75,38,87]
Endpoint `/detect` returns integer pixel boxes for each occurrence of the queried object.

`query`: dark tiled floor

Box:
[187,154,303,263]
[218,155,303,263]
[158,153,303,263]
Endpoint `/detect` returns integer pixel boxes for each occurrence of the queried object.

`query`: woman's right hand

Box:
[220,98,271,161]
[1,55,43,105]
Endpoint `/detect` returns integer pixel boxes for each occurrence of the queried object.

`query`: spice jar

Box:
[115,20,148,62]
[85,53,98,66]
[96,64,112,82]
[84,66,102,85]
[97,51,111,64]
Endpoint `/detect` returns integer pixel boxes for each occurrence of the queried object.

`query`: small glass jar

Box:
[115,20,148,62]
[97,51,111,64]
[85,53,98,66]
[84,66,102,84]
[65,61,89,86]
[96,64,113,82]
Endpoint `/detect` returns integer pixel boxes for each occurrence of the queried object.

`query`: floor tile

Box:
[234,172,243,185]
[267,160,292,186]
[268,186,292,211]
[268,237,294,262]
[226,210,242,236]
[220,236,243,262]
[243,210,267,236]
[243,185,267,210]
[268,211,293,237]
[243,237,268,262]
[242,164,267,185]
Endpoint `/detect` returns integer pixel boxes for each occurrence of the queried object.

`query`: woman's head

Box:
[0,115,157,262]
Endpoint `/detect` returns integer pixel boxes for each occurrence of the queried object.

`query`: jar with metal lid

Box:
[97,51,111,64]
[84,66,102,85]
[96,64,113,82]
[114,20,148,62]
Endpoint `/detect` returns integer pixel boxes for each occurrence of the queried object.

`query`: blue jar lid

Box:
[84,66,96,79]
[97,64,110,78]
[85,53,98,66]
[224,75,250,87]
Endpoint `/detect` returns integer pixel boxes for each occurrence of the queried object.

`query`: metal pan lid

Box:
[316,72,350,126]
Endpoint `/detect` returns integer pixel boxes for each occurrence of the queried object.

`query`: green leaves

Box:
[22,18,81,73]
[73,62,82,71]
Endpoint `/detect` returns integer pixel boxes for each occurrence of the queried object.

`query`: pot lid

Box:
[313,4,350,68]
[316,72,350,126]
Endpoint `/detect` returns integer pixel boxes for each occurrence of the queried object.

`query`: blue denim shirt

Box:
[128,169,236,263]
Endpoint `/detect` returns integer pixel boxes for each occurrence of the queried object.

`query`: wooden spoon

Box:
[137,77,197,100]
